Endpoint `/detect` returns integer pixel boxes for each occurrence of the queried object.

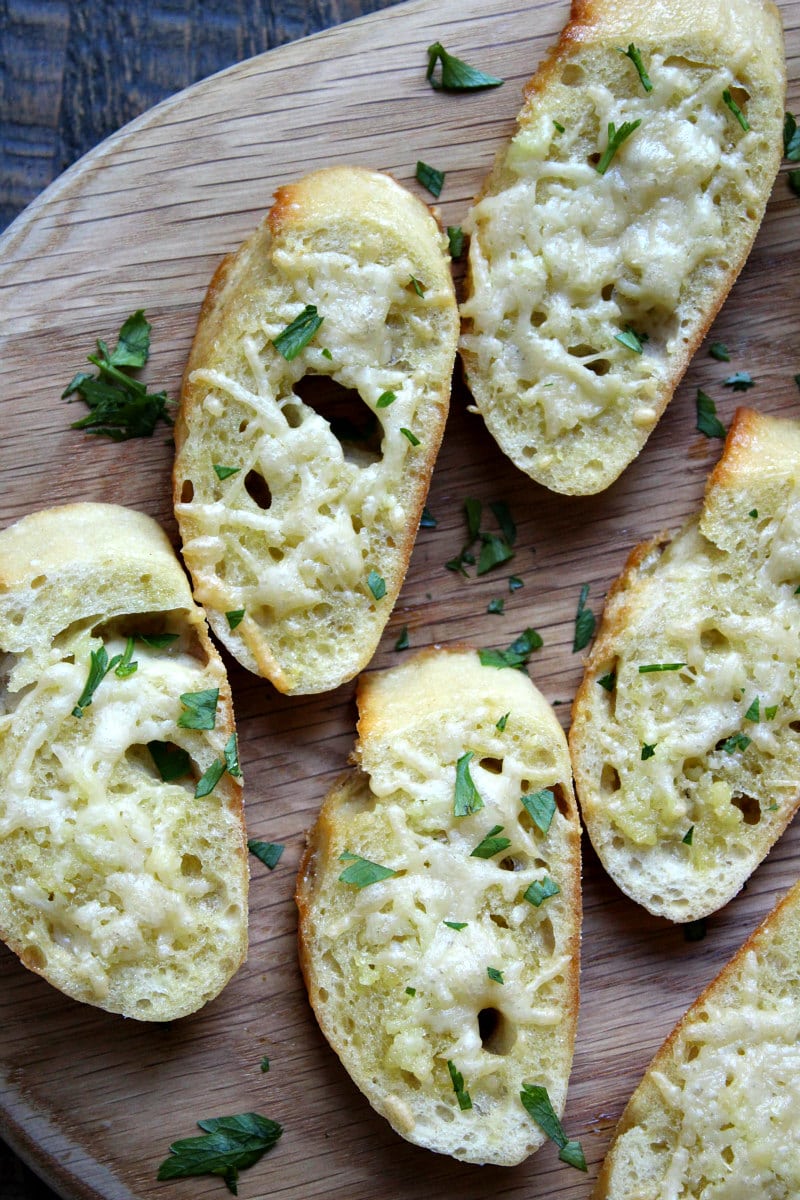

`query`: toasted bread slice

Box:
[594,880,800,1198]
[460,0,785,495]
[0,504,248,1020]
[570,410,800,921]
[174,167,459,694]
[296,648,581,1165]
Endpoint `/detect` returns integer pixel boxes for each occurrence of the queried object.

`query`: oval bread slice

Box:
[0,504,248,1020]
[570,409,800,921]
[174,166,459,694]
[460,0,785,494]
[296,648,581,1165]
[594,879,800,1198]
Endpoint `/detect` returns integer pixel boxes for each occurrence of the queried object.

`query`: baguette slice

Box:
[570,409,800,922]
[594,880,800,1198]
[0,504,248,1020]
[174,166,459,694]
[460,0,785,495]
[296,648,581,1165]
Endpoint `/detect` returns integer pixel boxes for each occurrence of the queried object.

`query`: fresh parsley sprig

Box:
[696,390,726,438]
[272,305,323,360]
[618,44,652,92]
[595,119,641,174]
[338,851,397,888]
[521,789,557,834]
[470,825,511,859]
[479,628,543,671]
[520,1084,587,1171]
[63,310,173,440]
[454,750,484,816]
[157,1112,283,1194]
[72,640,138,718]
[426,42,503,92]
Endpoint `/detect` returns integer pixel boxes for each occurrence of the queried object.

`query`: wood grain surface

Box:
[1,0,799,1198]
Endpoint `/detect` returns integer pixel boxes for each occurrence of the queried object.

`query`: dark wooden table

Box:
[0,4,400,1195]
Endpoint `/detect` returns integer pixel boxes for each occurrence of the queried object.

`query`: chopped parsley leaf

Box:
[214,464,240,480]
[487,597,505,614]
[748,509,759,519]
[509,575,524,591]
[720,731,751,755]
[709,341,731,362]
[470,824,511,859]
[405,986,416,996]
[376,390,396,408]
[444,920,468,931]
[521,789,557,835]
[523,876,559,907]
[465,497,482,541]
[595,119,641,174]
[400,427,421,446]
[696,389,727,438]
[487,967,504,984]
[553,119,565,133]
[638,662,685,673]
[479,627,543,670]
[195,757,226,799]
[272,305,323,360]
[177,688,219,731]
[573,583,596,651]
[447,1060,473,1110]
[416,160,445,197]
[394,625,410,651]
[447,226,464,258]
[723,370,754,392]
[618,43,653,92]
[226,609,245,630]
[248,840,285,870]
[489,500,517,547]
[224,733,242,779]
[148,741,191,782]
[496,712,509,732]
[338,851,397,888]
[367,569,386,600]
[454,750,484,816]
[744,697,760,722]
[520,1084,587,1172]
[598,671,616,692]
[765,704,778,720]
[157,1112,283,1192]
[321,347,333,360]
[614,325,646,354]
[409,275,426,297]
[72,644,133,718]
[426,42,503,92]
[260,1057,270,1073]
[682,826,694,845]
[478,532,514,573]
[641,742,657,760]
[722,88,750,131]
[113,636,138,679]
[136,632,178,649]
[420,505,437,528]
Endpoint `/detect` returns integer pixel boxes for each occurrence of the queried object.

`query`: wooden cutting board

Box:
[1,1,799,1196]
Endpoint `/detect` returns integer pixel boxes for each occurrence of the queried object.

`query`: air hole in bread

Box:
[539,917,556,956]
[686,1043,701,1062]
[560,63,584,86]
[731,793,760,825]
[180,480,194,503]
[293,375,382,466]
[21,945,46,970]
[585,358,611,377]
[499,854,529,872]
[601,283,614,302]
[490,913,509,929]
[401,1070,422,1091]
[244,470,273,511]
[601,763,621,794]
[531,311,546,328]
[282,403,303,429]
[721,1146,734,1165]
[700,627,729,652]
[728,84,750,108]
[478,1006,516,1055]
[136,998,152,1010]
[480,757,503,775]
[181,853,203,877]
[29,575,46,590]
[568,343,598,358]
[551,784,570,818]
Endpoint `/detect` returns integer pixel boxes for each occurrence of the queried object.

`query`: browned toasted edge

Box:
[592,878,800,1198]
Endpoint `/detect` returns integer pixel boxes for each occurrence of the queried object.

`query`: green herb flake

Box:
[748,509,759,519]
[454,750,484,817]
[224,732,242,779]
[638,662,686,674]
[447,1060,473,1111]
[72,646,113,718]
[765,704,779,720]
[195,758,226,799]
[596,119,641,175]
[614,325,646,354]
[63,310,173,441]
[470,824,512,859]
[447,226,464,259]
[260,1057,270,1073]
[156,1112,283,1193]
[744,697,760,722]
[226,609,245,630]
[272,304,323,360]
[477,532,514,575]
[709,341,731,362]
[405,986,417,996]
[487,597,505,615]
[496,712,509,732]
[137,632,178,649]
[321,347,333,360]
[444,920,468,930]
[394,625,410,652]
[409,275,426,297]
[723,88,750,131]
[766,802,779,812]
[113,636,138,679]
[618,43,653,92]
[465,497,483,542]
[641,743,656,761]
[573,583,596,651]
[416,160,445,198]
[696,389,727,439]
[420,505,437,528]
[598,672,616,692]
[178,688,219,731]
[520,1084,587,1172]
[509,575,524,591]
[248,840,285,870]
[523,876,560,907]
[148,741,191,782]
[487,967,504,984]
[553,119,566,133]
[479,628,543,671]
[400,427,421,447]
[682,826,694,845]
[376,390,396,408]
[521,789,557,835]
[338,851,397,888]
[723,371,755,392]
[489,501,517,547]
[720,731,751,755]
[367,569,386,601]
[214,464,240,480]
[785,112,800,159]
[426,41,503,92]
